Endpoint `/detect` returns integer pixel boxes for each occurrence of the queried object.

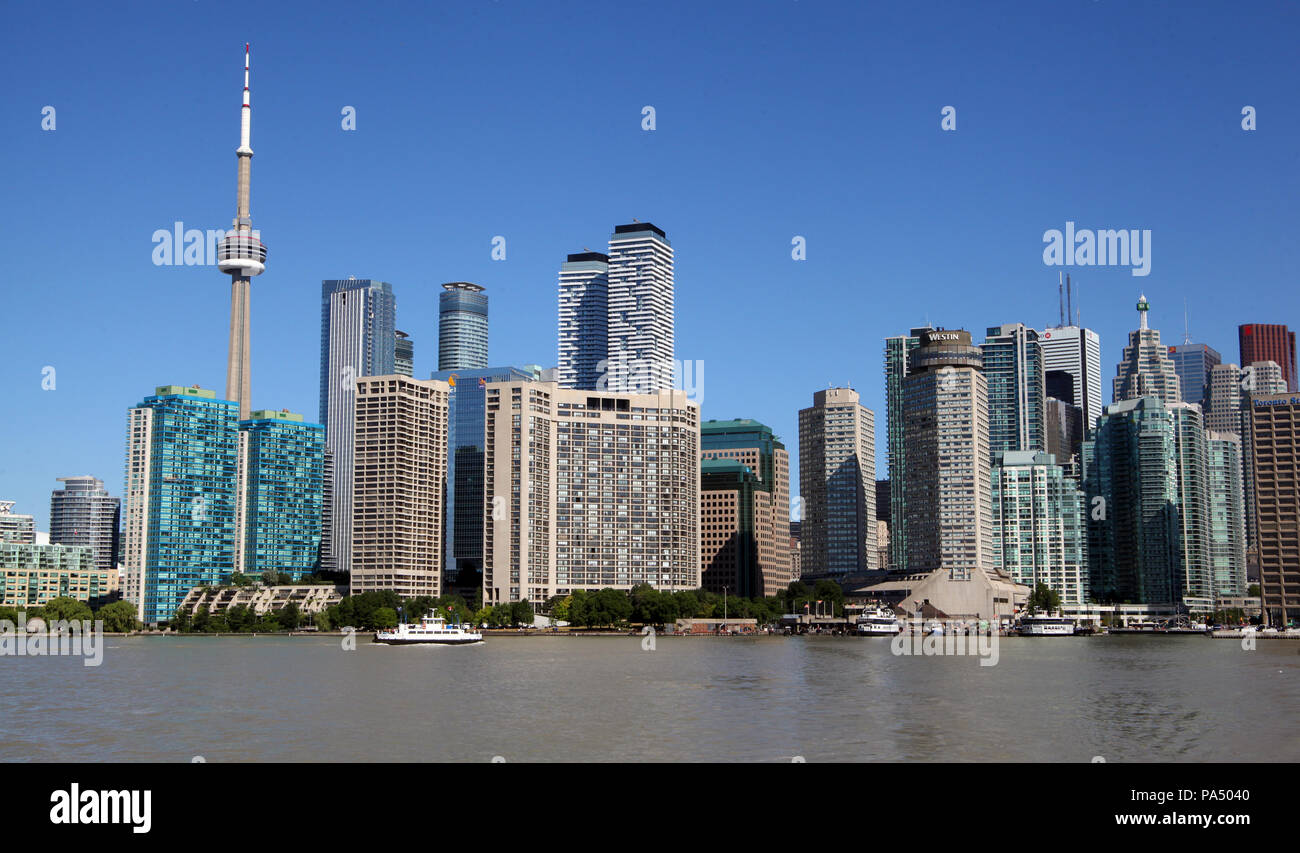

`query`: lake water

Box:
[3,633,1296,762]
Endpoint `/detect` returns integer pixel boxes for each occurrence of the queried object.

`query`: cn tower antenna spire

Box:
[218,43,267,419]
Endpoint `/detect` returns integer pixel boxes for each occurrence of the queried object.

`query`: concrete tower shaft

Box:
[219,44,266,419]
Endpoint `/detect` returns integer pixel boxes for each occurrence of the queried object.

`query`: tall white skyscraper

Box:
[605,222,674,394]
[557,251,609,390]
[319,278,396,574]
[1038,325,1103,431]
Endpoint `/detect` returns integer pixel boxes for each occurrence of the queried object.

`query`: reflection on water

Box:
[1,634,1295,762]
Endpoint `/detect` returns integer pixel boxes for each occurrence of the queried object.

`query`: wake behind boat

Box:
[374,611,483,645]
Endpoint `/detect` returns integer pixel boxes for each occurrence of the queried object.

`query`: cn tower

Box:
[216,44,267,419]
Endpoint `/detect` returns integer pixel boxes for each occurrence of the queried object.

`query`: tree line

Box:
[0,598,140,633]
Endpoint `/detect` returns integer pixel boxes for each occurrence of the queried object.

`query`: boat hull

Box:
[373,636,483,645]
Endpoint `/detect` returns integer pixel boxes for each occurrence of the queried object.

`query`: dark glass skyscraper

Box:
[439,282,488,371]
[1169,343,1222,409]
[394,330,414,377]
[982,323,1047,459]
[431,365,535,600]
[884,326,932,573]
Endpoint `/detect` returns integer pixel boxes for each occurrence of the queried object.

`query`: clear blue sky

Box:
[4,0,1297,531]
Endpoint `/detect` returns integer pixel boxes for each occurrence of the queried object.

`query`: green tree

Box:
[98,601,141,633]
[568,590,591,627]
[373,607,399,629]
[227,604,257,632]
[673,590,699,619]
[545,594,571,623]
[0,606,19,626]
[510,599,534,627]
[230,572,253,587]
[1248,584,1261,597]
[597,587,632,628]
[192,605,210,633]
[278,602,301,631]
[812,580,845,616]
[313,611,331,631]
[42,597,93,624]
[1027,582,1062,615]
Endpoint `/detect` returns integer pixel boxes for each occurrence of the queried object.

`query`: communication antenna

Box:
[1058,272,1064,326]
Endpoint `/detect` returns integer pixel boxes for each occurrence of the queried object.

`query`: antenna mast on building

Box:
[1058,272,1065,326]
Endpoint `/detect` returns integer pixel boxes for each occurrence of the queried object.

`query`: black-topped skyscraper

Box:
[606,223,674,393]
[216,45,267,420]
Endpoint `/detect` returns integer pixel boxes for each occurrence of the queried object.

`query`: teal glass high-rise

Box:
[239,411,325,581]
[123,386,239,625]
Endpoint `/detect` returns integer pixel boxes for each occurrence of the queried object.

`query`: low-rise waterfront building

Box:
[177,583,346,618]
[0,543,117,607]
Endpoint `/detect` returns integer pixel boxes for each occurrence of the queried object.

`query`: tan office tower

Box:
[902,330,993,579]
[482,383,699,606]
[349,376,451,597]
[798,388,877,577]
[1249,393,1300,626]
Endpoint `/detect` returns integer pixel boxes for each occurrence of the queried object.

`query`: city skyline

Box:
[6,2,1299,532]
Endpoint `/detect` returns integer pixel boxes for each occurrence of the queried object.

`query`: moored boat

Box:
[856,607,903,635]
[374,611,483,645]
[1017,613,1075,636]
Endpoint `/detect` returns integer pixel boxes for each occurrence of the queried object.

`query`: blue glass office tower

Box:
[123,386,239,624]
[982,324,1047,460]
[431,365,536,600]
[439,282,489,371]
[238,411,325,581]
[1169,343,1222,409]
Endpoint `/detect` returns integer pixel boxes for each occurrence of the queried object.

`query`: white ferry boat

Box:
[374,611,483,645]
[856,608,903,636]
[1017,614,1075,636]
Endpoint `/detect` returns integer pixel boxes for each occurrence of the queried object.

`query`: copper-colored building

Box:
[1249,393,1300,625]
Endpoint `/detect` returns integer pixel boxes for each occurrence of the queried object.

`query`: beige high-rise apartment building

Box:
[902,330,993,579]
[798,388,877,577]
[482,383,699,605]
[349,375,451,598]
